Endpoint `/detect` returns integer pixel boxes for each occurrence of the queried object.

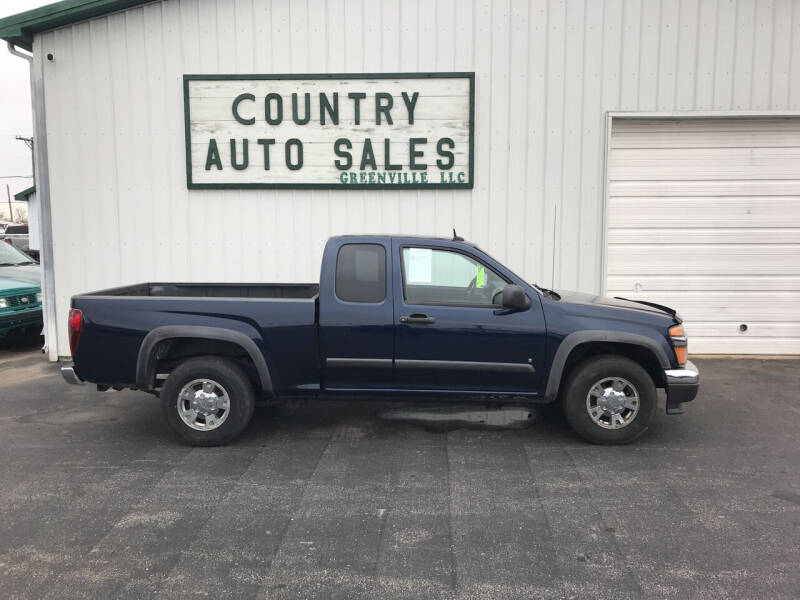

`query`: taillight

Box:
[668,324,687,366]
[68,308,83,356]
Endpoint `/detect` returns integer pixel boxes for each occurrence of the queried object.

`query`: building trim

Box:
[600,112,613,297]
[607,110,800,119]
[0,0,155,51]
[6,40,59,361]
[13,185,35,201]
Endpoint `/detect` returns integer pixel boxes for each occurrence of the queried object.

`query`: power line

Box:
[0,175,33,179]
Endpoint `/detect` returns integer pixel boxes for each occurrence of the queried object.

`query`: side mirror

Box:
[501,284,531,311]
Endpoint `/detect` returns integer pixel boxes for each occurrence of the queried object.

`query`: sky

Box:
[0,0,52,215]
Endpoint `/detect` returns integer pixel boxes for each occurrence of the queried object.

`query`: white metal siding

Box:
[31,0,800,358]
[607,118,800,354]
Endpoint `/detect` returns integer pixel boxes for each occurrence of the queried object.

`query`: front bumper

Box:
[664,359,699,415]
[61,365,84,385]
[0,308,42,335]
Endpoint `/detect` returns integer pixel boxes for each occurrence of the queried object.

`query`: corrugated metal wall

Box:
[33,0,800,358]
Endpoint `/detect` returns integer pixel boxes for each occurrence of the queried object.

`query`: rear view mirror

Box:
[501,284,531,311]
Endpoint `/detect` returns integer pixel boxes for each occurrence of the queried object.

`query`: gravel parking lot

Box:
[1,351,799,599]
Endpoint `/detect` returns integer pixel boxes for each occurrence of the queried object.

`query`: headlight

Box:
[36,292,42,304]
[0,298,7,308]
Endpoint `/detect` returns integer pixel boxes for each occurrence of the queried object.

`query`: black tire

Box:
[562,355,657,445]
[160,357,255,446]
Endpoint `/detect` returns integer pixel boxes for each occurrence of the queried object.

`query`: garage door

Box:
[606,118,800,354]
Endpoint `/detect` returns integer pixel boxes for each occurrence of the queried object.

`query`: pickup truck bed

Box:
[70,282,320,393]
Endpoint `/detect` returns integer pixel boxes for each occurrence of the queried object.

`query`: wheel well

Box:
[558,342,666,397]
[151,338,260,390]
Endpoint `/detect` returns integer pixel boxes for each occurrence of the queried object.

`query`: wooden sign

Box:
[183,73,474,189]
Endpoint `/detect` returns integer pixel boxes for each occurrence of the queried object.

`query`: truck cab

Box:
[318,236,545,398]
[62,234,699,446]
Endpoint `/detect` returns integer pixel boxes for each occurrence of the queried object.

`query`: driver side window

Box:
[401,247,506,306]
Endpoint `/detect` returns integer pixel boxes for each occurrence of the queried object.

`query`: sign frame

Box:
[183,72,475,190]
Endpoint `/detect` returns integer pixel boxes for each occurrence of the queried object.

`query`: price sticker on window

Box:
[476,265,486,288]
[407,248,433,283]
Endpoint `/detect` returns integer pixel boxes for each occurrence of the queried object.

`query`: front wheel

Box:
[160,357,255,446]
[562,355,657,444]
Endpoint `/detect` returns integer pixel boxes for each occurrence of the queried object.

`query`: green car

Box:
[0,241,42,337]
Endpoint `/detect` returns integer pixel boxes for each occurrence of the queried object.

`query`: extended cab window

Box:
[335,243,386,303]
[401,247,506,306]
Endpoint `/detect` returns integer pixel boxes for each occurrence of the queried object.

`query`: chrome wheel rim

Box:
[585,376,640,429]
[177,378,231,431]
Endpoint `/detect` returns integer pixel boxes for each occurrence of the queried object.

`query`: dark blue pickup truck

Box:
[62,235,698,446]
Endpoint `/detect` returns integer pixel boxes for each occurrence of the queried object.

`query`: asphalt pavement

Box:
[0,348,798,599]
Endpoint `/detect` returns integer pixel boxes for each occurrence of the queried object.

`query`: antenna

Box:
[452,228,464,242]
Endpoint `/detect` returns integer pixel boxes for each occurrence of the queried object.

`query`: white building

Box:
[14,186,38,252]
[1,0,799,359]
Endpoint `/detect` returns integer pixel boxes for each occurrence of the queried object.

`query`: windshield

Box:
[0,242,36,266]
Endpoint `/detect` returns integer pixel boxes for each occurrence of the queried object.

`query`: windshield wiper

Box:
[527,281,561,300]
[538,286,561,300]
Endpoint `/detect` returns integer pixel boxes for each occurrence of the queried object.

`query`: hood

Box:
[553,289,680,320]
[0,264,41,287]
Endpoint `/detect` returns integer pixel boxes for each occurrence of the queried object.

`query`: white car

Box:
[1,224,30,255]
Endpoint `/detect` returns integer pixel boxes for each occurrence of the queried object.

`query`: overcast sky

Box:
[0,0,52,202]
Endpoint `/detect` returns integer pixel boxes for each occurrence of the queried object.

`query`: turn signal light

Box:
[668,324,687,366]
[673,346,688,366]
[68,308,83,357]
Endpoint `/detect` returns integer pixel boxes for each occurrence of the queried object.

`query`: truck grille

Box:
[5,293,38,308]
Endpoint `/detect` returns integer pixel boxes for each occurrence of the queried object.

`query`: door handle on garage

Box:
[400,314,436,325]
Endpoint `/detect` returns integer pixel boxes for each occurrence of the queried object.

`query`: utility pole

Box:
[6,184,12,222]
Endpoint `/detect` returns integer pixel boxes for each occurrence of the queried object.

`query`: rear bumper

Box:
[61,365,84,385]
[664,359,699,415]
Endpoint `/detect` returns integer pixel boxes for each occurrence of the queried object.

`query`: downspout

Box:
[6,41,29,61]
[7,41,59,361]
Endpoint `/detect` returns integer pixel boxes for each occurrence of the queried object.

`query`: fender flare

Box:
[135,325,274,392]
[544,330,671,401]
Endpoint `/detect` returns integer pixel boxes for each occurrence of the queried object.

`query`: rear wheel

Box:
[562,355,657,444]
[160,357,255,446]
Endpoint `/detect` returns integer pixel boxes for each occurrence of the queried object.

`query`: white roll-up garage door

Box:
[606,118,800,354]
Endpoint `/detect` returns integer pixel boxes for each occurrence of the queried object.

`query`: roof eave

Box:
[0,0,154,51]
[2,28,33,52]
[14,186,36,201]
